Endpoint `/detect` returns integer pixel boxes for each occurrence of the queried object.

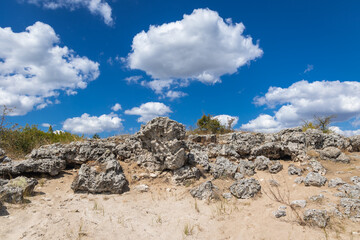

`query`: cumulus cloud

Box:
[127,8,262,96]
[41,123,51,128]
[166,91,187,100]
[0,22,99,116]
[63,113,123,135]
[124,102,172,123]
[25,0,113,25]
[212,114,239,128]
[111,103,122,111]
[242,80,360,133]
[329,126,360,137]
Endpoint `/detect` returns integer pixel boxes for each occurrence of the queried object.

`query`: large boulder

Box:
[210,156,238,179]
[319,147,350,163]
[172,166,201,185]
[237,160,256,176]
[340,198,360,219]
[230,178,261,199]
[0,158,66,176]
[288,164,303,176]
[190,181,219,200]
[0,176,38,203]
[349,135,360,152]
[188,148,210,171]
[134,117,187,171]
[71,158,129,194]
[304,172,327,187]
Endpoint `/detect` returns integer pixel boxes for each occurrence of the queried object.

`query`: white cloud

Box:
[304,64,314,73]
[213,114,239,128]
[329,126,360,137]
[166,90,187,100]
[25,0,113,25]
[241,114,282,133]
[242,80,360,133]
[0,22,99,116]
[124,102,172,123]
[125,75,142,84]
[111,103,122,111]
[63,113,123,135]
[41,123,51,128]
[127,8,263,97]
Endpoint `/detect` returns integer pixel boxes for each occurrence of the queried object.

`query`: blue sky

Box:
[1,0,360,136]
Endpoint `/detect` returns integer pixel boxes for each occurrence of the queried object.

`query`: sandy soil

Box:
[1,155,360,240]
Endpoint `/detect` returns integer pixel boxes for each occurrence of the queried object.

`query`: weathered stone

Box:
[237,160,256,176]
[268,160,283,174]
[351,176,360,185]
[222,192,232,199]
[71,159,129,194]
[307,160,327,175]
[190,181,219,200]
[328,178,346,188]
[290,200,307,208]
[0,176,38,203]
[254,156,270,171]
[188,148,210,171]
[337,184,360,199]
[274,209,286,218]
[172,166,201,185]
[230,178,261,199]
[133,184,149,192]
[303,209,329,228]
[304,172,327,187]
[349,135,360,152]
[309,194,324,202]
[0,158,66,176]
[288,164,302,176]
[294,177,304,184]
[210,156,237,179]
[251,142,287,159]
[234,172,244,181]
[319,147,350,163]
[188,134,216,144]
[340,198,360,219]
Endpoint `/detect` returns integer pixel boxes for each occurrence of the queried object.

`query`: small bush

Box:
[191,114,234,134]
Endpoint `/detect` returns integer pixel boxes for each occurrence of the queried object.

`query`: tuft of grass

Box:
[183,223,194,236]
[194,200,200,213]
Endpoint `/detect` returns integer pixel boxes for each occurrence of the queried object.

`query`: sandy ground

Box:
[1,155,360,240]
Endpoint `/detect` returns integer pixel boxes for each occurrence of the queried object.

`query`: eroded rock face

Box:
[0,158,66,176]
[340,198,360,219]
[319,147,350,163]
[190,181,219,200]
[0,176,38,203]
[71,158,129,194]
[230,178,261,199]
[304,172,327,187]
[303,209,329,228]
[254,156,270,171]
[288,164,302,176]
[268,161,283,174]
[172,166,201,185]
[135,117,187,171]
[210,156,238,179]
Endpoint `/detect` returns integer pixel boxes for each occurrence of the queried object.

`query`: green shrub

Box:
[302,115,336,133]
[190,114,234,134]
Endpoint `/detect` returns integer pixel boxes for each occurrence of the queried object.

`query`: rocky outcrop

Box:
[319,147,350,163]
[288,164,302,176]
[304,172,327,187]
[230,178,261,199]
[71,157,129,194]
[172,166,201,185]
[0,158,66,176]
[340,198,360,219]
[210,156,238,179]
[303,209,329,228]
[0,176,38,203]
[190,181,219,200]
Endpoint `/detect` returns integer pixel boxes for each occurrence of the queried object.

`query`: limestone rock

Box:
[237,160,256,176]
[0,176,38,203]
[0,158,66,176]
[340,198,360,219]
[230,178,261,199]
[210,156,237,179]
[290,200,307,208]
[304,172,327,187]
[133,184,149,192]
[337,184,360,199]
[307,160,327,175]
[288,164,302,176]
[188,148,210,171]
[254,156,270,171]
[190,181,219,200]
[319,147,350,163]
[71,159,129,194]
[172,166,201,185]
[303,209,329,228]
[268,160,283,174]
[328,178,346,188]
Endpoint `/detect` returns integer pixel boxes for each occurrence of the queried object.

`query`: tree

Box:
[314,115,336,133]
[196,114,225,134]
[47,125,54,134]
[92,133,100,139]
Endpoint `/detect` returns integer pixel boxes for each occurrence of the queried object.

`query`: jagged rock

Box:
[319,147,350,163]
[274,209,286,218]
[304,129,324,149]
[251,142,287,159]
[309,194,324,202]
[237,160,256,176]
[219,144,240,158]
[254,156,270,171]
[188,148,210,171]
[230,132,265,156]
[133,184,149,192]
[71,158,129,194]
[293,153,310,162]
[0,176,38,203]
[0,148,11,164]
[172,166,201,185]
[0,158,66,176]
[210,156,237,179]
[340,198,360,219]
[288,164,302,176]
[268,160,283,174]
[135,117,187,171]
[188,134,216,144]
[290,200,307,208]
[294,177,304,184]
[304,172,327,187]
[307,159,327,175]
[337,184,360,199]
[234,172,244,181]
[230,178,261,199]
[303,209,329,228]
[328,178,346,188]
[349,135,360,152]
[351,176,360,185]
[190,181,219,200]
[322,133,350,149]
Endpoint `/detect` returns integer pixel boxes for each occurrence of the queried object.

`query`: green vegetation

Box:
[302,115,336,133]
[190,114,234,134]
[0,105,83,159]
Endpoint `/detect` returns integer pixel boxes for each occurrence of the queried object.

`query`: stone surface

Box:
[303,209,329,228]
[288,164,302,176]
[237,160,256,176]
[319,147,350,163]
[71,158,129,194]
[0,158,66,176]
[340,198,360,219]
[337,184,360,199]
[190,181,219,200]
[290,200,307,208]
[304,172,327,187]
[268,161,283,174]
[309,194,324,202]
[307,160,327,175]
[351,176,360,185]
[172,166,201,185]
[133,184,149,193]
[328,178,346,188]
[210,156,238,179]
[188,148,210,171]
[0,176,38,203]
[230,178,261,199]
[254,156,270,171]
